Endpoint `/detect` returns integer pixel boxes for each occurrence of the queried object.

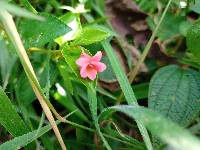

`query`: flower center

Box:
[88,62,93,67]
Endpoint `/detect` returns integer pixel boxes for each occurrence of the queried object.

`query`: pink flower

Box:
[76,51,106,80]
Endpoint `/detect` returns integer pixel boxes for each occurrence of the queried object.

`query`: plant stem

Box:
[56,117,144,149]
[0,10,66,150]
[28,47,61,53]
[87,86,112,150]
[129,0,173,83]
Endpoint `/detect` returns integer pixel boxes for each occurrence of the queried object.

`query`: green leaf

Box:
[55,12,82,45]
[0,35,17,89]
[102,41,153,150]
[20,0,37,14]
[148,65,200,126]
[98,55,117,82]
[61,45,96,88]
[0,120,55,150]
[147,13,185,41]
[0,1,42,20]
[71,25,111,46]
[19,13,71,48]
[132,83,149,100]
[186,19,200,59]
[179,21,192,37]
[99,105,200,150]
[0,87,29,137]
[190,0,200,14]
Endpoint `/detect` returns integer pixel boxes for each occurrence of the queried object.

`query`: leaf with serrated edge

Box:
[149,65,200,126]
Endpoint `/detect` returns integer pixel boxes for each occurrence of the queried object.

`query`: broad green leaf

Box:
[71,25,111,46]
[19,13,71,48]
[102,41,153,150]
[56,13,82,45]
[0,35,17,89]
[0,87,29,137]
[99,105,200,150]
[0,120,55,150]
[61,45,96,88]
[186,19,200,59]
[149,65,200,126]
[190,0,200,14]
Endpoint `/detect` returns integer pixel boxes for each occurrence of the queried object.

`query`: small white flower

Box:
[60,3,89,14]
[179,1,187,8]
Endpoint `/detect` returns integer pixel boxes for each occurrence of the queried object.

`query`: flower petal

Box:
[87,69,97,80]
[81,53,91,59]
[92,62,106,72]
[92,51,102,61]
[80,66,88,78]
[76,57,89,67]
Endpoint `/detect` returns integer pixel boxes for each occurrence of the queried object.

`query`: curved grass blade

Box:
[99,105,200,150]
[0,1,43,20]
[0,118,62,150]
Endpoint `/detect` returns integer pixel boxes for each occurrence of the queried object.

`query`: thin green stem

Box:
[87,86,112,150]
[129,0,173,83]
[56,118,144,149]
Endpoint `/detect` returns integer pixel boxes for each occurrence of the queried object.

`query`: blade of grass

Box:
[99,105,200,150]
[0,1,43,20]
[128,0,173,83]
[0,87,32,144]
[0,113,67,150]
[102,41,153,150]
[0,9,66,150]
[34,113,45,139]
[0,122,53,150]
[20,0,38,14]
